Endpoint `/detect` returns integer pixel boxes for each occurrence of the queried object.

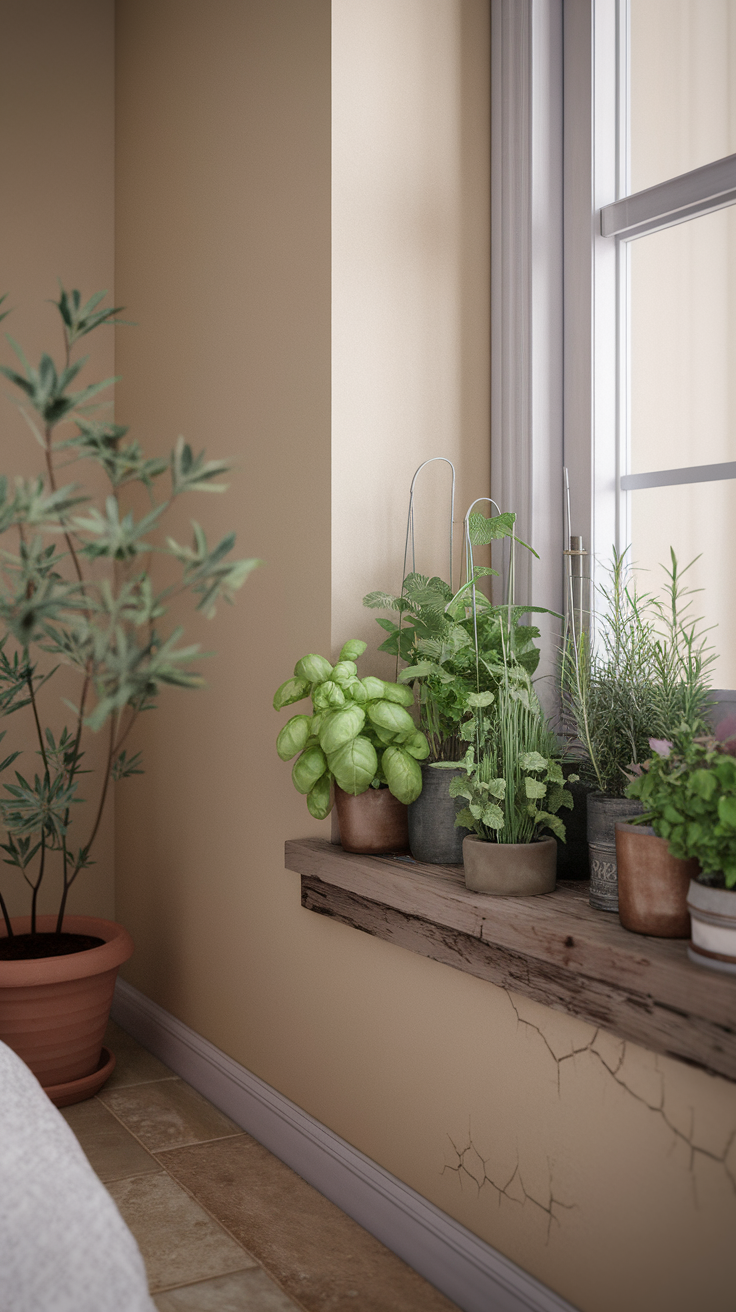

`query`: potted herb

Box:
[0,288,256,1105]
[437,679,576,895]
[364,509,546,863]
[625,732,736,963]
[274,642,429,853]
[560,550,712,912]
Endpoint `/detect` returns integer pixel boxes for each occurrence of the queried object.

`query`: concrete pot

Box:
[615,823,697,937]
[462,835,557,896]
[587,794,643,912]
[407,765,470,864]
[687,880,736,974]
[334,785,409,854]
[0,914,134,1107]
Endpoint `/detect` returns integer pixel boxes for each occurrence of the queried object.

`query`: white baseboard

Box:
[112,978,576,1312]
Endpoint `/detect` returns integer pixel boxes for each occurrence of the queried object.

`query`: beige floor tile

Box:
[153,1268,303,1311]
[100,1077,241,1151]
[107,1172,257,1294]
[160,1137,458,1312]
[103,1018,177,1089]
[61,1097,162,1182]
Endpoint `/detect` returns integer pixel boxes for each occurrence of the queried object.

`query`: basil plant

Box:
[274,640,429,819]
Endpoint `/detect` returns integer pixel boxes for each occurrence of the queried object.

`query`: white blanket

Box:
[0,1039,155,1312]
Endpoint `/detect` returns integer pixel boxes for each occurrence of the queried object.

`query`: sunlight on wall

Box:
[331,0,491,672]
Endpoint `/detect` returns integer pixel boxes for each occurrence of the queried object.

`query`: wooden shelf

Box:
[286,838,736,1083]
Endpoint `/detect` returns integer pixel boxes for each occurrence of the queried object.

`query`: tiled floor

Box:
[62,1021,458,1312]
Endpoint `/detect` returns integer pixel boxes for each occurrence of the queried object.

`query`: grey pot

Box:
[462,835,557,896]
[407,764,470,864]
[587,793,643,912]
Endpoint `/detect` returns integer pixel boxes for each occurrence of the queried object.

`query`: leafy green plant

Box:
[363,511,548,760]
[0,288,258,938]
[274,641,429,815]
[436,682,576,843]
[560,549,713,797]
[626,734,736,888]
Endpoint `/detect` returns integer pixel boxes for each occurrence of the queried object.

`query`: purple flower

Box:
[648,738,672,758]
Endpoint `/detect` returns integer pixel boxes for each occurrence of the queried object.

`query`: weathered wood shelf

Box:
[286,837,736,1083]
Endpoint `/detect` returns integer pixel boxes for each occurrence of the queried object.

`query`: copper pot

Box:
[615,823,698,937]
[334,786,409,854]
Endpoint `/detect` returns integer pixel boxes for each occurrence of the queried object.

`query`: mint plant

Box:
[435,683,576,844]
[626,734,736,888]
[363,510,551,760]
[0,288,258,938]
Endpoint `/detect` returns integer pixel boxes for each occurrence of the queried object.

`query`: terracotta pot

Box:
[0,914,133,1107]
[407,764,470,864]
[615,823,697,937]
[334,785,409,854]
[587,794,643,912]
[687,880,736,974]
[462,835,557,896]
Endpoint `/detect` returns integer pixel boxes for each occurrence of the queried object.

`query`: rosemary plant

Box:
[560,548,713,798]
[0,288,258,940]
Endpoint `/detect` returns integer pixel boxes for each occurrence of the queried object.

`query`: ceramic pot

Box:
[407,765,470,864]
[615,823,697,937]
[334,785,409,854]
[587,794,643,912]
[0,914,134,1107]
[687,880,736,974]
[462,835,557,896]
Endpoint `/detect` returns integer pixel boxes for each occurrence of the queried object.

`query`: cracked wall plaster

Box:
[437,986,736,1312]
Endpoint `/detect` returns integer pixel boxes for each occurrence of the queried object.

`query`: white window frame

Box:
[493,0,736,619]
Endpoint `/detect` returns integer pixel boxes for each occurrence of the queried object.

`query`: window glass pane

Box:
[630,206,736,473]
[630,482,736,688]
[630,0,736,192]
[629,203,736,687]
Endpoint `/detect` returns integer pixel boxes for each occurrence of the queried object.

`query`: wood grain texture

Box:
[287,838,736,1082]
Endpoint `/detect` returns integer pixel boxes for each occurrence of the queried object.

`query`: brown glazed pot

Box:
[334,785,409,854]
[615,823,698,937]
[462,835,557,896]
[0,914,134,1107]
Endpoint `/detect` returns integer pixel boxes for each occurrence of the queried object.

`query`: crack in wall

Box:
[505,991,736,1201]
[443,1126,575,1243]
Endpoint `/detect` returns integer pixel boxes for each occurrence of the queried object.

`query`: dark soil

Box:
[0,933,105,961]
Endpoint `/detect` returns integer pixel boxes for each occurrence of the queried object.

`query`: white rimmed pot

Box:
[462,835,557,896]
[687,881,736,974]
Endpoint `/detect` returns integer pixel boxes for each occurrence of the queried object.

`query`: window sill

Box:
[285,838,736,1083]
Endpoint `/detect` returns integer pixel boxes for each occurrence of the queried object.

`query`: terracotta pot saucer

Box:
[45,1046,116,1109]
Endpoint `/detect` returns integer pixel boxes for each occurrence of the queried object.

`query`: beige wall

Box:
[0,0,115,920]
[0,2,715,1310]
[332,0,492,663]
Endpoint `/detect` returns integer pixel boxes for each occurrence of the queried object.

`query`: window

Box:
[565,0,736,687]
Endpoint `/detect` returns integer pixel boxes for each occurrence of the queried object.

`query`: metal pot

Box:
[407,764,470,864]
[587,793,643,912]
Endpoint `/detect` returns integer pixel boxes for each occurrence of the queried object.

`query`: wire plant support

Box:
[396,459,457,680]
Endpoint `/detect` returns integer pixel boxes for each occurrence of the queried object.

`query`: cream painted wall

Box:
[332,0,491,666]
[111,5,736,1312]
[0,0,115,920]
